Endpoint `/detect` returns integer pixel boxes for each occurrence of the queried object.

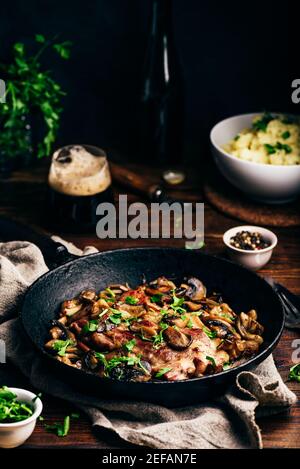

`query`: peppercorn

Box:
[229,231,269,251]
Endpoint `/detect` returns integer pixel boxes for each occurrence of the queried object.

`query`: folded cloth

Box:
[0,240,296,449]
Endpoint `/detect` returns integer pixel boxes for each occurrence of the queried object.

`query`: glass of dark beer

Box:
[47,144,113,232]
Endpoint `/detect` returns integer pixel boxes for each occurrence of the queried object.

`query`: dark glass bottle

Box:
[140,0,183,165]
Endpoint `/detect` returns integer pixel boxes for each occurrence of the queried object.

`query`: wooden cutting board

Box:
[203,172,300,227]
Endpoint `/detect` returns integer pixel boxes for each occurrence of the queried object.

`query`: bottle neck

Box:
[142,0,180,100]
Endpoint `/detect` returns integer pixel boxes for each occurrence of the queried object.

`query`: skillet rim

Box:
[21,246,285,385]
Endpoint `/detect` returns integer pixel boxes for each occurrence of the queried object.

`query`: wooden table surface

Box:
[0,162,299,449]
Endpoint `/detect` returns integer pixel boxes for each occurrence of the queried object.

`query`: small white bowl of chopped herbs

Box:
[0,386,43,448]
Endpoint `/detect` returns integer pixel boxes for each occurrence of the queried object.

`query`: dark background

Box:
[0,0,296,165]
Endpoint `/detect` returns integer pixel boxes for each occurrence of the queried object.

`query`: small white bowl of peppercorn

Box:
[223,225,277,271]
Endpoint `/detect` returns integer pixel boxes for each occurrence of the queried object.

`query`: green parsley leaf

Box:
[52,339,75,357]
[281,131,290,140]
[125,295,139,305]
[35,34,45,43]
[82,320,99,334]
[187,319,193,328]
[123,339,136,352]
[155,368,172,378]
[289,363,300,383]
[105,287,116,298]
[45,415,70,437]
[252,113,274,132]
[108,308,123,325]
[206,356,216,367]
[222,362,232,371]
[264,143,276,155]
[203,326,217,339]
[94,352,108,366]
[234,134,240,140]
[152,323,168,348]
[150,293,163,303]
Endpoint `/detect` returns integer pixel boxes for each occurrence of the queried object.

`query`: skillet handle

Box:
[0,217,78,269]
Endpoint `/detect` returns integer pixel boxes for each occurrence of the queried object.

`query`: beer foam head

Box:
[48,145,111,196]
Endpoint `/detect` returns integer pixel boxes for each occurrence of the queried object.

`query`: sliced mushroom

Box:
[84,351,99,370]
[149,276,176,292]
[80,290,97,302]
[90,332,116,351]
[235,339,260,354]
[118,304,145,316]
[49,319,69,340]
[185,277,207,301]
[61,298,83,317]
[129,320,158,338]
[184,301,203,312]
[202,318,240,340]
[163,326,193,350]
[236,312,264,344]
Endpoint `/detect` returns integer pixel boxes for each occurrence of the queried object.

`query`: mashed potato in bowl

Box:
[223,113,300,165]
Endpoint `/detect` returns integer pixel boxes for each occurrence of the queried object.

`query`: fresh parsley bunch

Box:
[0,34,71,162]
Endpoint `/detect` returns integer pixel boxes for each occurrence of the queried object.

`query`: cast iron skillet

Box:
[0,218,285,407]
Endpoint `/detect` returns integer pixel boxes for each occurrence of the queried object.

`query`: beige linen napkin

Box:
[0,240,297,449]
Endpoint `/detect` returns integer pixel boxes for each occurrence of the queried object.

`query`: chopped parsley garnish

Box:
[0,386,33,423]
[206,356,216,367]
[234,134,240,140]
[123,339,136,352]
[153,323,168,348]
[219,313,235,322]
[170,293,186,314]
[94,353,148,377]
[98,308,108,318]
[187,319,193,328]
[222,362,232,371]
[150,293,163,303]
[252,113,274,132]
[108,308,124,325]
[203,326,217,339]
[125,295,139,305]
[45,415,70,437]
[52,339,75,357]
[264,143,276,155]
[155,368,172,378]
[264,142,292,155]
[82,320,99,334]
[289,363,300,383]
[94,352,107,366]
[281,131,290,140]
[105,287,116,298]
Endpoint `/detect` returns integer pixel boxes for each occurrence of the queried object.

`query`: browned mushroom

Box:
[148,276,176,293]
[202,317,240,340]
[236,312,264,344]
[61,298,83,317]
[80,290,97,302]
[90,332,116,351]
[163,326,193,350]
[185,277,207,301]
[184,301,203,312]
[130,320,159,338]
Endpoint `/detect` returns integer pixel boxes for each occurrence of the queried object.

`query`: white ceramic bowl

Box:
[210,113,300,204]
[0,388,43,448]
[223,225,277,271]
